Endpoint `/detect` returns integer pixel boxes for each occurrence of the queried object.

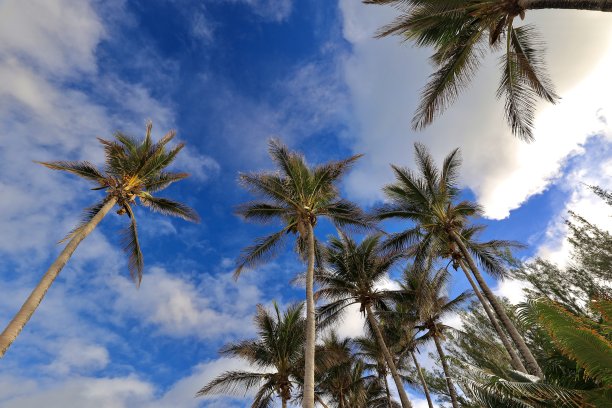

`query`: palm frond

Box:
[122,204,144,286]
[235,228,291,279]
[196,371,268,397]
[139,194,200,222]
[36,160,105,185]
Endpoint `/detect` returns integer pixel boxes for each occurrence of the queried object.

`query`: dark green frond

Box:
[234,228,291,279]
[139,195,200,222]
[196,371,268,397]
[36,160,105,185]
[122,204,144,286]
[235,202,290,223]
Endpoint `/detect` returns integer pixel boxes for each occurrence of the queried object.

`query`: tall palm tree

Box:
[366,0,612,140]
[400,267,472,408]
[375,143,544,378]
[354,335,395,408]
[430,225,528,374]
[315,332,400,408]
[197,302,306,408]
[315,233,414,408]
[0,122,199,358]
[382,306,435,408]
[235,139,371,408]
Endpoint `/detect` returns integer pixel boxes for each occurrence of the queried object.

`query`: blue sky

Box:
[0,1,611,407]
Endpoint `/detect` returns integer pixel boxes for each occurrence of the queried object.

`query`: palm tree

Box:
[315,332,400,408]
[434,225,528,374]
[0,122,199,358]
[235,139,371,408]
[375,143,544,378]
[382,306,435,408]
[400,267,472,408]
[366,0,612,140]
[197,302,306,408]
[354,335,395,408]
[315,233,414,408]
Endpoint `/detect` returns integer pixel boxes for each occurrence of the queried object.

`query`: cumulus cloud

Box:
[338,0,612,221]
[112,267,261,339]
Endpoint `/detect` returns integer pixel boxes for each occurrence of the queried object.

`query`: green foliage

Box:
[197,302,306,406]
[39,122,198,285]
[235,139,371,277]
[366,0,559,140]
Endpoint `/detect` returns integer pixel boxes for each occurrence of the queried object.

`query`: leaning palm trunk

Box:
[303,223,316,408]
[432,334,460,408]
[450,231,544,378]
[411,351,434,408]
[458,259,527,373]
[0,198,117,358]
[519,0,612,12]
[365,304,413,408]
[382,371,393,408]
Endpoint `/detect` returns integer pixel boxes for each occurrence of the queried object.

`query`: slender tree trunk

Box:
[432,334,459,408]
[339,392,345,408]
[411,351,434,408]
[0,197,117,358]
[303,223,316,408]
[381,369,393,408]
[519,0,612,12]
[458,259,527,373]
[450,231,544,379]
[282,396,288,408]
[315,396,331,408]
[365,304,413,408]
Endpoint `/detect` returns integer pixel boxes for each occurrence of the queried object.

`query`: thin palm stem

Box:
[433,334,460,408]
[303,223,316,408]
[411,351,434,408]
[0,197,117,357]
[366,304,414,408]
[450,230,544,378]
[519,0,612,11]
[458,259,527,373]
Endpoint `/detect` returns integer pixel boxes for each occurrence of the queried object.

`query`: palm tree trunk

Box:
[450,230,544,379]
[381,370,393,408]
[458,259,527,374]
[410,351,434,408]
[282,397,288,408]
[303,222,317,408]
[519,0,612,12]
[0,197,117,358]
[365,304,413,408]
[432,334,459,408]
[315,395,331,408]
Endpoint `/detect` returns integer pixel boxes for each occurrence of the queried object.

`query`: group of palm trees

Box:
[197,139,548,408]
[0,129,546,407]
[1,1,611,407]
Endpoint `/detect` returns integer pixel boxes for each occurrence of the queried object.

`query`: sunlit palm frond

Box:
[138,195,200,222]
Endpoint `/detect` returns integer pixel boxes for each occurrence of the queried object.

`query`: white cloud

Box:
[46,340,110,376]
[338,0,612,220]
[112,267,261,339]
[0,375,154,408]
[0,0,104,75]
[225,0,293,22]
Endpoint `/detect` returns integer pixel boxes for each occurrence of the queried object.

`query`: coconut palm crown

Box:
[234,139,370,276]
[364,0,605,140]
[40,122,200,284]
[0,122,199,358]
[197,302,306,408]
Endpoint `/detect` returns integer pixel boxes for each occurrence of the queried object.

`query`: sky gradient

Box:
[0,1,611,407]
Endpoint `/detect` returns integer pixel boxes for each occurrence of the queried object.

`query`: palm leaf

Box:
[139,195,200,222]
[122,204,144,286]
